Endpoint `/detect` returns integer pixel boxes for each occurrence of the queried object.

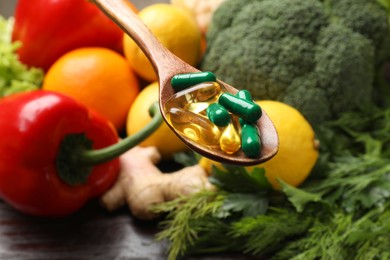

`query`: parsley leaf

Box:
[209,165,272,193]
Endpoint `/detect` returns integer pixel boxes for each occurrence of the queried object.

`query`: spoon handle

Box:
[92,0,183,78]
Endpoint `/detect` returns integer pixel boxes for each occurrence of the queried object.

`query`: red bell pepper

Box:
[0,90,162,217]
[12,0,127,71]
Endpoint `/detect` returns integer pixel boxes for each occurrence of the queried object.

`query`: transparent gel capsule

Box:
[164,82,223,111]
[166,107,222,147]
[185,102,210,115]
[219,120,241,154]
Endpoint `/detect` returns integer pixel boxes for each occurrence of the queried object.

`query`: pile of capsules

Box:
[164,71,262,158]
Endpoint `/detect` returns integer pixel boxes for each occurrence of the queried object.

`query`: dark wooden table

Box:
[0,199,168,259]
[0,198,253,259]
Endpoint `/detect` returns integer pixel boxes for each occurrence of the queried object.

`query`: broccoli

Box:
[201,0,390,125]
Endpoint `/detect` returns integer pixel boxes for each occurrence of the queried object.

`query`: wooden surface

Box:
[0,199,167,259]
[0,197,253,259]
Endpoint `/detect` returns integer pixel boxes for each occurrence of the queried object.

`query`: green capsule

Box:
[206,103,230,127]
[171,72,217,92]
[236,90,258,125]
[218,93,262,123]
[236,89,252,101]
[241,123,261,158]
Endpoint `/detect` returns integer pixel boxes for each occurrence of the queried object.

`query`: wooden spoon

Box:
[92,0,278,166]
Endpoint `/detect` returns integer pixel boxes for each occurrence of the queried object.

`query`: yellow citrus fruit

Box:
[126,81,188,159]
[199,100,319,189]
[123,4,201,82]
[42,47,140,131]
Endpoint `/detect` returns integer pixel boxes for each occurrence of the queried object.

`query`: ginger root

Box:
[100,146,214,220]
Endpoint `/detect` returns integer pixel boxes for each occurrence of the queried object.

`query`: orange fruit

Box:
[43,47,140,131]
[126,81,188,159]
[123,4,201,82]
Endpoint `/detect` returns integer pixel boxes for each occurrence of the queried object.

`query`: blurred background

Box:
[1,0,169,17]
[1,0,17,17]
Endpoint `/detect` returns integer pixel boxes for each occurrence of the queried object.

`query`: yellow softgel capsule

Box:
[166,107,222,147]
[164,82,222,111]
[219,121,241,154]
[185,102,210,114]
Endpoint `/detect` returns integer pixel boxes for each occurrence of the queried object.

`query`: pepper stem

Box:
[77,101,163,166]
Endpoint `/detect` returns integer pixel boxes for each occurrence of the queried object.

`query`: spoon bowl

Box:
[93,0,278,165]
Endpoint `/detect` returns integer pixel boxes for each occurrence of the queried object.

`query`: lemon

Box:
[199,100,319,189]
[126,81,189,159]
[123,4,201,82]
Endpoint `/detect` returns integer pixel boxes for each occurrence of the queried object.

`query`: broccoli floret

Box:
[201,0,387,125]
[285,24,374,122]
[327,0,390,65]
